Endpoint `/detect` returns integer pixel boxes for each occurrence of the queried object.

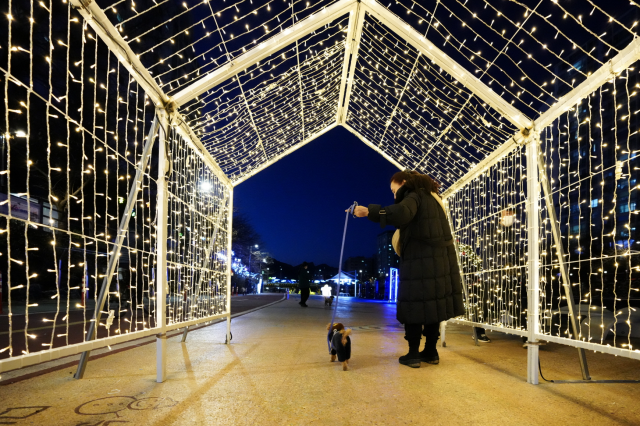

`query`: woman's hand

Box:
[349,205,369,218]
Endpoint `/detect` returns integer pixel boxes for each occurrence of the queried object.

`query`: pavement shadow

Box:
[155,342,260,425]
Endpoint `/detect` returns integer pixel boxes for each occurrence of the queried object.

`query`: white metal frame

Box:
[171,0,358,107]
[443,36,640,200]
[169,0,531,182]
[16,0,238,381]
[226,188,233,344]
[337,4,366,125]
[525,134,541,384]
[44,0,640,205]
[335,7,358,125]
[4,0,640,383]
[441,38,640,380]
[155,110,170,383]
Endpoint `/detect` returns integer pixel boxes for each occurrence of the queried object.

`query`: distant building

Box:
[313,264,338,281]
[377,230,399,277]
[342,256,373,281]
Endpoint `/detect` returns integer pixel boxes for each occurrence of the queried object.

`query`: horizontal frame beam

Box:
[172,0,357,107]
[362,0,530,130]
[1,327,159,374]
[0,312,230,374]
[448,318,529,337]
[534,333,640,361]
[441,35,640,200]
[535,37,640,130]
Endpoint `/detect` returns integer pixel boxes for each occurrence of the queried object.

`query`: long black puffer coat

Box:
[368,186,465,325]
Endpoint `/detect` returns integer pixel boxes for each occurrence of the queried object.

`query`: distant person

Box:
[321,284,334,307]
[298,262,311,307]
[351,170,464,368]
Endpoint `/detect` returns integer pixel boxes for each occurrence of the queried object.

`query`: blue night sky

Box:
[234,126,400,266]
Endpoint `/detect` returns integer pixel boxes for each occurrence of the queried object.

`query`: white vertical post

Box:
[440,321,447,348]
[525,134,540,385]
[226,187,234,344]
[156,110,169,383]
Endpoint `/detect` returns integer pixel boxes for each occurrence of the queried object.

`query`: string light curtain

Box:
[445,146,529,333]
[0,0,160,360]
[97,0,342,97]
[538,64,640,349]
[0,0,232,370]
[1,0,640,375]
[165,127,230,326]
[69,0,638,187]
[346,12,518,188]
[179,14,349,181]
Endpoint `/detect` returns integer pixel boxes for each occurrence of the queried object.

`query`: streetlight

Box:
[260,258,269,277]
[358,269,363,297]
[248,244,258,275]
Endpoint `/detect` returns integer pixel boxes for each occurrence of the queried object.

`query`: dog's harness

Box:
[327,201,358,353]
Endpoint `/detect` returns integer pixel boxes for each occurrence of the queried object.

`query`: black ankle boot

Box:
[420,324,440,364]
[420,340,439,365]
[399,339,421,368]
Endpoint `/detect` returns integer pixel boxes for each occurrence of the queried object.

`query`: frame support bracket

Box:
[74,114,161,380]
[536,136,591,381]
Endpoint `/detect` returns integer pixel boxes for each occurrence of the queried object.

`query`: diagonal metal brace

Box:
[536,137,590,381]
[74,115,161,379]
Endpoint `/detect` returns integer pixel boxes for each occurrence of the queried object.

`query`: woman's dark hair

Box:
[390,170,441,194]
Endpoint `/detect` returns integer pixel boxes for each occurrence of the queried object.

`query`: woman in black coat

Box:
[352,170,465,368]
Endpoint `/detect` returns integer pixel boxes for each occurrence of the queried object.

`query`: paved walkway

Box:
[1,295,640,425]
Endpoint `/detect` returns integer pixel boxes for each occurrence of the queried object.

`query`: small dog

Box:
[324,295,335,307]
[327,322,351,371]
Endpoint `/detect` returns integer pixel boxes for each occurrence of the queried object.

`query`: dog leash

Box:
[327,201,358,352]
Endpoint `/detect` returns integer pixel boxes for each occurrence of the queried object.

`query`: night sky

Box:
[234,126,400,266]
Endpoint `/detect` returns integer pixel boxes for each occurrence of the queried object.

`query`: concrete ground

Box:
[1,294,640,426]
